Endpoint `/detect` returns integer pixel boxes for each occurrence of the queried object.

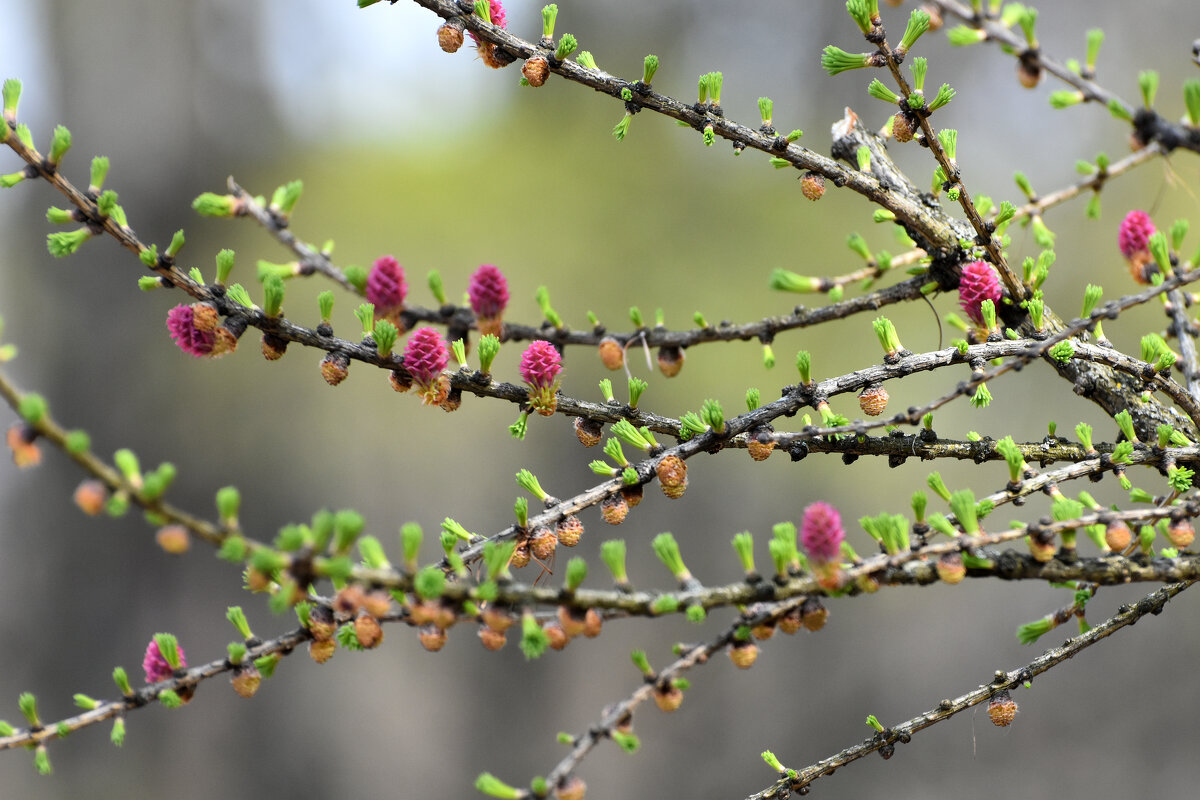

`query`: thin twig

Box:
[746,578,1197,798]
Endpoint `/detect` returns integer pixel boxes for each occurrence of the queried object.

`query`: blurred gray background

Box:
[1,1,1199,798]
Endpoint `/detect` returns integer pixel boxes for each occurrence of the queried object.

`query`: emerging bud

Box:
[520,340,562,415]
[800,171,826,201]
[958,261,1003,326]
[582,608,602,638]
[621,483,644,508]
[468,264,509,337]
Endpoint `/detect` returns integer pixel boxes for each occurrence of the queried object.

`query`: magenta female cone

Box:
[403,327,449,405]
[957,260,1002,327]
[520,340,562,416]
[367,255,407,323]
[468,264,509,337]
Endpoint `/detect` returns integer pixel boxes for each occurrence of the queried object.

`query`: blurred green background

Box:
[2,1,1199,798]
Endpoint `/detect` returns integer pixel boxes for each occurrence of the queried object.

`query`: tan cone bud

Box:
[554,776,587,800]
[936,552,966,585]
[74,480,108,516]
[556,515,584,546]
[729,641,759,669]
[988,690,1018,727]
[478,626,507,651]
[557,606,587,638]
[418,624,446,652]
[653,684,684,712]
[598,337,624,370]
[230,665,262,698]
[600,493,629,525]
[582,608,602,638]
[1104,520,1132,551]
[800,171,826,201]
[801,597,828,632]
[657,345,685,377]
[308,638,337,664]
[530,526,557,561]
[574,417,603,447]
[545,623,569,650]
[320,352,349,384]
[859,385,889,417]
[437,21,464,52]
[522,55,550,86]
[1167,520,1195,548]
[156,524,191,555]
[482,607,514,632]
[779,608,804,634]
[751,622,776,640]
[656,455,688,499]
[354,614,384,649]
